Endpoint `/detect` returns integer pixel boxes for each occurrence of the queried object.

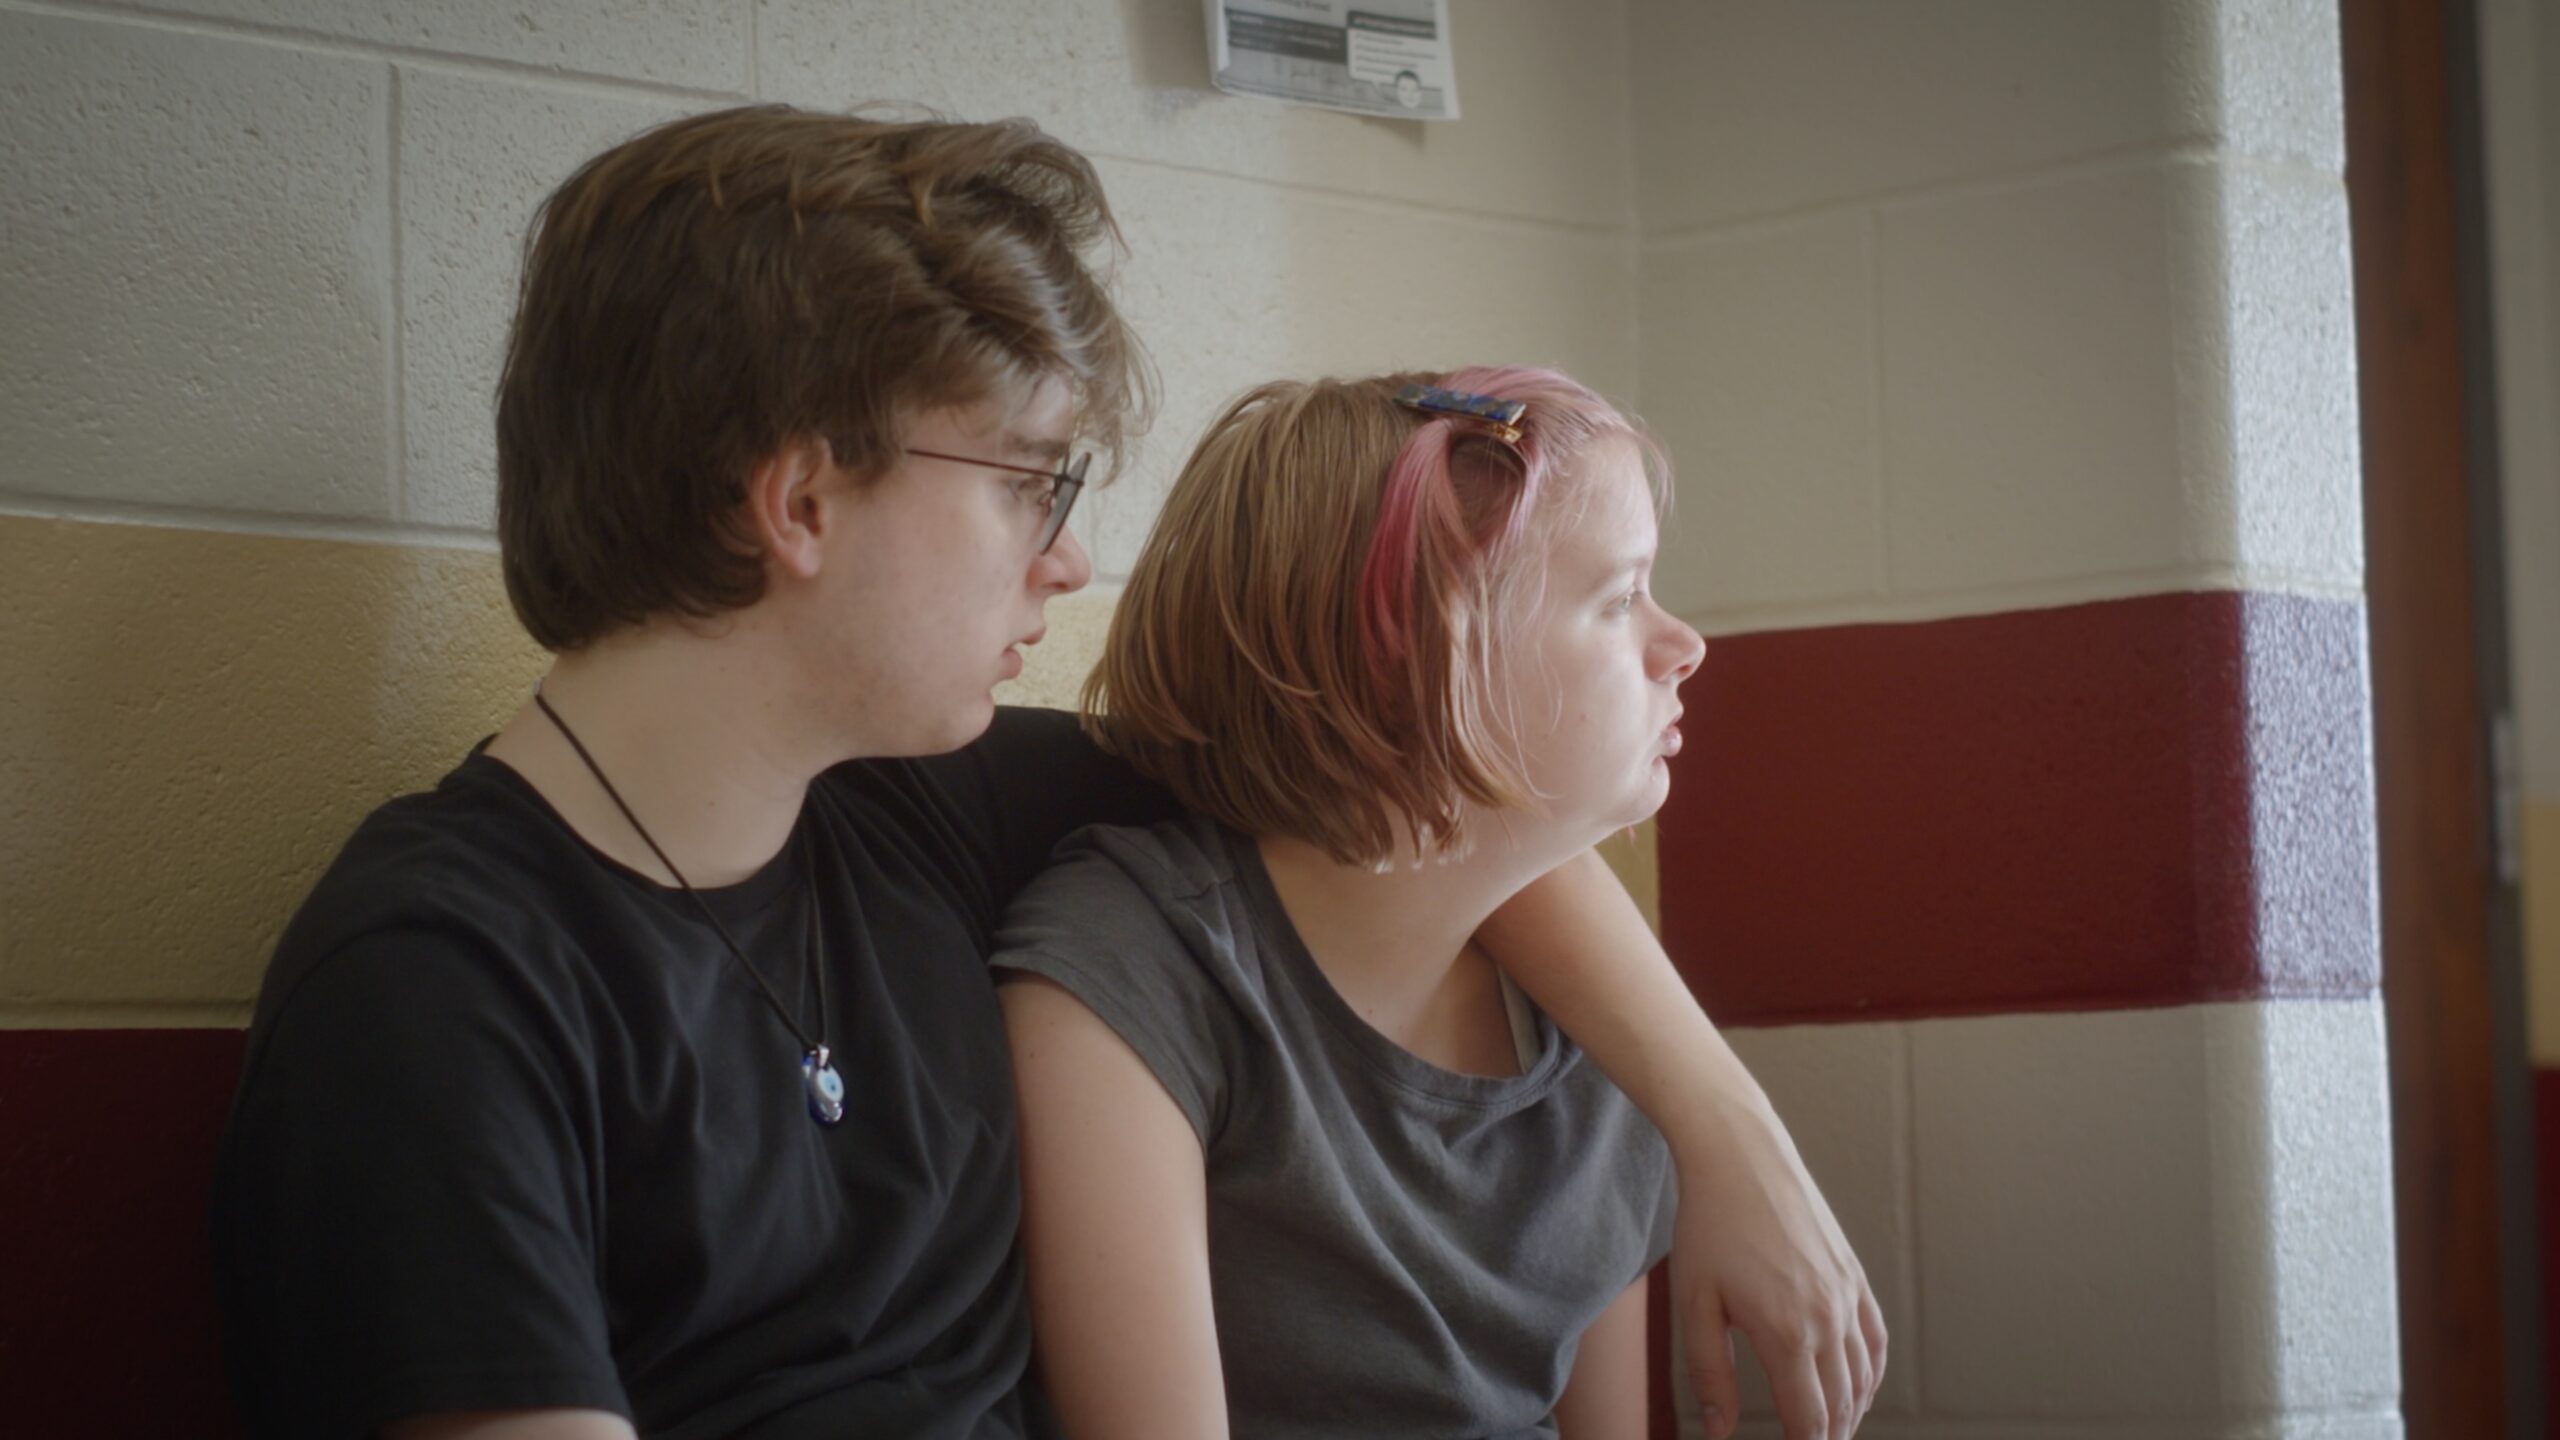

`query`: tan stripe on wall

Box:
[0,514,1150,1018]
[0,514,1666,1025]
[0,516,545,1024]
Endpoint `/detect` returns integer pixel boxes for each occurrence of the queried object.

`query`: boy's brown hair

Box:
[1085,367,1664,866]
[496,105,1151,651]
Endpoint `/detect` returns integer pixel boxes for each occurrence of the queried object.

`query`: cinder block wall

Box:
[0,0,1646,1027]
[0,0,2400,1434]
[0,0,1648,1421]
[1629,3,2400,1437]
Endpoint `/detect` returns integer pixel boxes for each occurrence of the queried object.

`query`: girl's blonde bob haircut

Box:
[1084,366,1668,866]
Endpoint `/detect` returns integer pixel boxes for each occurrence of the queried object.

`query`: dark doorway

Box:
[2341,0,2544,1435]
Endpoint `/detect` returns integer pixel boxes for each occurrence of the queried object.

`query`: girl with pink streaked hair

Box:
[993,366,1709,1439]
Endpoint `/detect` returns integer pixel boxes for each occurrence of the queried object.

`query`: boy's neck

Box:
[484,623,842,889]
[1253,827,1574,1078]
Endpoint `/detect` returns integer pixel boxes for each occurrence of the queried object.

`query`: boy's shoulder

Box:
[247,751,608,1033]
[293,751,578,932]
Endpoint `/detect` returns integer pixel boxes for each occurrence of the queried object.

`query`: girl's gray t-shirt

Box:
[991,813,1675,1440]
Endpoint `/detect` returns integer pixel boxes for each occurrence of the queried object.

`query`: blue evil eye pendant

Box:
[803,1047,846,1126]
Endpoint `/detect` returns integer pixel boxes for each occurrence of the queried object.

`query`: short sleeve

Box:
[909,708,1184,904]
[213,928,627,1437]
[988,830,1253,1145]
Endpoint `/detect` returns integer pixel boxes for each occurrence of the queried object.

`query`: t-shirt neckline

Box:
[457,744,811,924]
[1213,819,1566,1110]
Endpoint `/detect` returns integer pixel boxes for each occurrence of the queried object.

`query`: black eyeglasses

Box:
[903,447,1091,554]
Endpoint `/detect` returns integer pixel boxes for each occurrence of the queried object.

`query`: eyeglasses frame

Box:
[901,446,1092,555]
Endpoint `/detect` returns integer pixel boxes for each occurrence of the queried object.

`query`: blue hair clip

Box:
[1394,383,1526,445]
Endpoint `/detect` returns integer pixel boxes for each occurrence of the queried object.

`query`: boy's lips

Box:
[999,627,1044,681]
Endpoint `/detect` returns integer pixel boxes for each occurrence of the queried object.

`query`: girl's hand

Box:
[1667,1097,1884,1440]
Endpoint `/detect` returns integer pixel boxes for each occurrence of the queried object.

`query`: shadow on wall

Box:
[0,514,546,1427]
[0,515,546,1018]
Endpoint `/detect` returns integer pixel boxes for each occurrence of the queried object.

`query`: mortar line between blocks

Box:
[1611,0,1646,410]
[0,0,753,106]
[1896,1019,1922,1413]
[1864,207,1892,598]
[0,495,501,551]
[1093,150,1625,241]
[1675,567,2369,636]
[387,63,407,524]
[0,1000,253,1030]
[1640,140,2345,254]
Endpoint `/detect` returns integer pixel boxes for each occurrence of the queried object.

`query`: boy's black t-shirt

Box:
[211,707,1178,1439]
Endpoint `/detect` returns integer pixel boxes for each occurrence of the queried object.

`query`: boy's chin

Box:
[875,698,999,759]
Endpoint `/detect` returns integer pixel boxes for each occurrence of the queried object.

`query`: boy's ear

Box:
[743,436,838,581]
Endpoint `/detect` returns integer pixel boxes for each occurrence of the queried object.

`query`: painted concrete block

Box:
[1640,213,1884,622]
[754,0,1631,229]
[2234,1001,2399,1412]
[1910,1001,2397,1421]
[2239,597,2379,1000]
[1875,162,2193,599]
[1911,1006,2225,1417]
[2214,166,2362,589]
[2210,0,2347,173]
[1079,157,1638,578]
[0,516,541,1014]
[1629,0,2206,235]
[1717,1021,1919,1419]
[0,11,392,519]
[137,0,750,93]
[754,0,1373,204]
[399,70,691,529]
[1363,0,1635,229]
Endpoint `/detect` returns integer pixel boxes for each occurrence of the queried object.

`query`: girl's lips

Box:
[1661,723,1683,757]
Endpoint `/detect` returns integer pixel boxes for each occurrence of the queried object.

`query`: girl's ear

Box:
[742,437,838,581]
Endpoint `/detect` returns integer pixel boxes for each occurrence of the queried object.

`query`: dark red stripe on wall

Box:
[1656,590,2376,1025]
[2542,1066,2560,1440]
[0,1026,246,1436]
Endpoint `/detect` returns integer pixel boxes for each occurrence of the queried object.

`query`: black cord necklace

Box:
[534,690,846,1127]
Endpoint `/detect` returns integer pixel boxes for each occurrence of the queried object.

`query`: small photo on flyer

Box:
[1205,0,1461,122]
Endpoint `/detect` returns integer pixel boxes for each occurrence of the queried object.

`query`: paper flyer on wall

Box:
[1205,0,1460,121]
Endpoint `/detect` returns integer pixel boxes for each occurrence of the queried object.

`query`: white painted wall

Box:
[1683,1003,2399,1440]
[1632,0,2359,636]
[1627,3,2399,1436]
[0,0,1641,571]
